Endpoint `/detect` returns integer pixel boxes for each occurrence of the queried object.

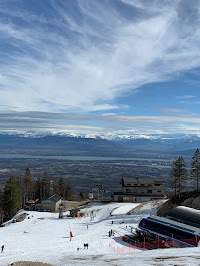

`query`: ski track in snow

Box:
[0,202,200,265]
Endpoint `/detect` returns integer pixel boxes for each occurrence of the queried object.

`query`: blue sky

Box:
[1,0,200,137]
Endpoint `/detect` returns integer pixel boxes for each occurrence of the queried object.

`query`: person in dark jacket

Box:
[1,245,4,252]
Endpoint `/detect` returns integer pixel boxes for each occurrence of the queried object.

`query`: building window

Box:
[154,184,160,186]
[126,189,131,193]
[141,184,145,186]
[157,190,161,192]
[126,183,131,186]
[147,190,152,194]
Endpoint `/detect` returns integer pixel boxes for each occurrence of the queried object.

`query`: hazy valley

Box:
[0,133,198,195]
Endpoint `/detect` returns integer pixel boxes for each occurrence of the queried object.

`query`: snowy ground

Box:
[1,201,200,266]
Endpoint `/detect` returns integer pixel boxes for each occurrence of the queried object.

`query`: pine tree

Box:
[35,177,43,199]
[35,174,58,199]
[42,172,51,198]
[65,183,73,200]
[21,168,33,206]
[52,176,59,195]
[170,156,187,198]
[3,176,21,220]
[58,178,65,198]
[79,191,84,201]
[0,186,4,224]
[58,178,73,200]
[191,148,200,191]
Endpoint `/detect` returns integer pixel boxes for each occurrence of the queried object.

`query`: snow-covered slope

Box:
[0,202,200,266]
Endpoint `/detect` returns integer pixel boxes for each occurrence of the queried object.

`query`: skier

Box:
[1,245,4,252]
[84,243,88,249]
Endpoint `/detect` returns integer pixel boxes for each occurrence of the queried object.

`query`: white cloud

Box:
[0,111,200,136]
[157,108,197,117]
[176,95,196,99]
[1,0,200,137]
[0,0,200,115]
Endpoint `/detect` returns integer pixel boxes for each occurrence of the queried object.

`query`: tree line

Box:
[0,168,72,222]
[170,148,200,198]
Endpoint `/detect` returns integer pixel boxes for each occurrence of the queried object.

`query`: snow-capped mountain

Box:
[0,132,199,156]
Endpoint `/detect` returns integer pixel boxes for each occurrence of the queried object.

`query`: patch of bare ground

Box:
[154,255,200,262]
[62,200,88,209]
[71,257,88,261]
[110,206,119,215]
[127,200,166,214]
[104,258,118,263]
[8,262,54,266]
[92,255,104,260]
[154,256,182,261]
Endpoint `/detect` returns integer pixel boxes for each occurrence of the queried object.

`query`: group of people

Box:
[109,229,114,237]
[84,243,89,249]
[77,243,89,251]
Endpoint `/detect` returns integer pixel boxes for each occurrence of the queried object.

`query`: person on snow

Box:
[1,245,4,252]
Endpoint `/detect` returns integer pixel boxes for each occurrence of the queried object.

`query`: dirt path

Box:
[9,261,54,266]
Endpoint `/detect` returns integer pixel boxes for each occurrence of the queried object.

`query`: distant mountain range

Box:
[0,133,199,158]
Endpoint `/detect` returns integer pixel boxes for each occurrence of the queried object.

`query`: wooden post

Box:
[144,236,146,249]
[134,240,136,252]
[195,235,198,246]
[172,234,174,248]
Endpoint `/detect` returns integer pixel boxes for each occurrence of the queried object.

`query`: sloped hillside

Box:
[1,201,200,266]
[157,191,200,216]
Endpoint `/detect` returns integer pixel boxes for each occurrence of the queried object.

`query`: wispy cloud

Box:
[0,1,200,136]
[0,0,200,115]
[176,95,196,99]
[157,108,197,117]
[0,111,200,136]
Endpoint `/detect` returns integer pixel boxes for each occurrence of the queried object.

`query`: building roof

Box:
[42,195,62,203]
[166,206,200,228]
[26,200,35,204]
[122,177,165,184]
[113,192,164,197]
[147,215,200,235]
[113,192,124,195]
